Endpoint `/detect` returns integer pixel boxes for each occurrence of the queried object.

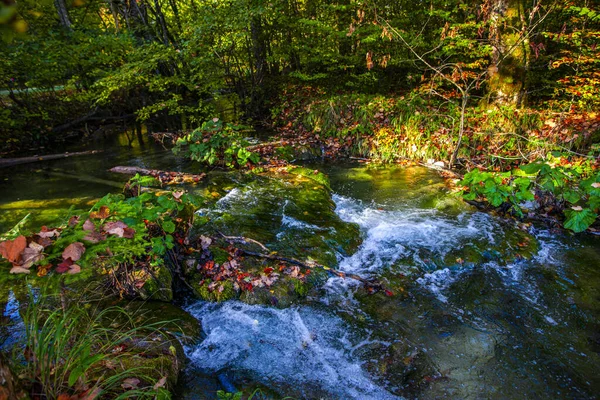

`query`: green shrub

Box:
[173,119,260,168]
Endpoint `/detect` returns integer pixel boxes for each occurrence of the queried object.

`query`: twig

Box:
[217,231,269,252]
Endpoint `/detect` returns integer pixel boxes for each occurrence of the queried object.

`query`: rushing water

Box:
[1,133,600,399]
[182,166,600,399]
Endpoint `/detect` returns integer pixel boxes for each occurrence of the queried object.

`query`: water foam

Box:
[333,194,498,276]
[185,301,400,400]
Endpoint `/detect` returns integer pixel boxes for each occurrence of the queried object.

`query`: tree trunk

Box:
[487,0,528,106]
[54,0,72,31]
[108,0,120,32]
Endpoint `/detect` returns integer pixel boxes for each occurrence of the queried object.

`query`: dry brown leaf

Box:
[104,221,128,237]
[121,377,140,390]
[67,264,81,274]
[68,215,80,227]
[153,376,168,390]
[62,242,85,261]
[78,387,102,400]
[0,235,27,264]
[83,219,95,231]
[83,231,106,244]
[89,206,110,219]
[10,266,31,274]
[38,227,60,238]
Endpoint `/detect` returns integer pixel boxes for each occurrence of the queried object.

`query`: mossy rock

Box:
[114,333,182,390]
[190,278,237,302]
[120,301,203,346]
[191,169,362,268]
[184,242,330,306]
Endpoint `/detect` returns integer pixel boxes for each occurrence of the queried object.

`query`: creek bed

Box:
[1,132,599,399]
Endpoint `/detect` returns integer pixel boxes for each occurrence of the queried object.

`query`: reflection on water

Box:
[0,128,199,233]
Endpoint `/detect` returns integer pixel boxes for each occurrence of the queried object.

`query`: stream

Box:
[1,131,600,399]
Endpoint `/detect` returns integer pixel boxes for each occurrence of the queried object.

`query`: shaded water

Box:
[1,133,600,399]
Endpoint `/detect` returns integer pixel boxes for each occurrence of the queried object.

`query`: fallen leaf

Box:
[571,206,583,211]
[56,258,74,274]
[104,221,128,237]
[153,376,167,390]
[592,182,600,188]
[82,219,95,231]
[21,244,44,269]
[0,235,27,264]
[78,387,101,400]
[38,226,60,238]
[67,264,81,274]
[121,377,140,390]
[37,264,51,277]
[35,236,54,248]
[10,266,31,274]
[62,242,85,261]
[68,215,80,227]
[122,227,136,238]
[89,206,110,219]
[83,231,106,244]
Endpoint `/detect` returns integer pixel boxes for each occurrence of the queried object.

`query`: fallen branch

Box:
[217,231,270,252]
[109,166,206,185]
[0,150,103,168]
[218,233,386,291]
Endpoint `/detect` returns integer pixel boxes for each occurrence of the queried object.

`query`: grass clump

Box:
[13,291,175,399]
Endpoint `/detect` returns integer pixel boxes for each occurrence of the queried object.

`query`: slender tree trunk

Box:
[108,0,120,33]
[450,95,468,168]
[54,0,72,31]
[487,0,528,106]
[153,0,172,46]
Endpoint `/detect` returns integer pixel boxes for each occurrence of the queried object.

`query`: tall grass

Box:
[18,291,173,399]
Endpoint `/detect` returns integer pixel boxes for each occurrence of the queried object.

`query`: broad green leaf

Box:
[564,208,597,233]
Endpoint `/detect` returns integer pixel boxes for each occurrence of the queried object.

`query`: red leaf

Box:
[122,227,136,239]
[56,258,73,274]
[384,289,394,297]
[0,235,27,264]
[263,267,274,274]
[62,242,85,261]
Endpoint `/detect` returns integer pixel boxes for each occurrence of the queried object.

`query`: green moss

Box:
[287,166,331,189]
[192,279,237,302]
[291,278,309,297]
[130,263,173,302]
[211,247,230,264]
